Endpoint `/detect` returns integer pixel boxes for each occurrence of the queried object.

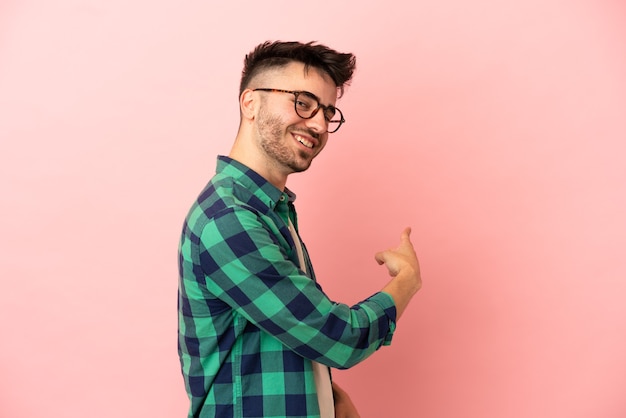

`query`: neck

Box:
[229,136,289,191]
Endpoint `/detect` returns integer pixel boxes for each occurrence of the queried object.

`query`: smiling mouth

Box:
[294,134,314,149]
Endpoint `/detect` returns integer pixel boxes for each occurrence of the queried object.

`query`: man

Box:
[178,41,422,418]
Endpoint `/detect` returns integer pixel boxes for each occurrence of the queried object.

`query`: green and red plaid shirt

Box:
[178,156,397,417]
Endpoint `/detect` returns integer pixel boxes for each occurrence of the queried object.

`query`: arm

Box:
[197,207,396,369]
[375,227,422,321]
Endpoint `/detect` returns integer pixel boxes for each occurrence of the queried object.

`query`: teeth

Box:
[294,135,313,148]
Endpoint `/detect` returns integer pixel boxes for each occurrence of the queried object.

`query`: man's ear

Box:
[240,89,256,121]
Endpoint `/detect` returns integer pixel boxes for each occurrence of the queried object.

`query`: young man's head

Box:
[233,41,356,187]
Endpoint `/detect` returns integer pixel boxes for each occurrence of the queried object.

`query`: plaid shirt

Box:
[178,156,397,418]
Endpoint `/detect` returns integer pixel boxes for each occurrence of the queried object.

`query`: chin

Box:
[290,164,311,174]
[289,159,313,173]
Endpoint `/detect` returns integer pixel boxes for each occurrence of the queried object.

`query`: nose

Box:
[304,107,329,134]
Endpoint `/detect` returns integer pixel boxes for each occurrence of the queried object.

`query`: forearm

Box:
[381,266,421,320]
[297,293,396,369]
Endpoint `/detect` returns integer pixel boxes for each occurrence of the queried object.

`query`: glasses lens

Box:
[294,91,344,133]
[327,108,344,133]
[294,92,318,118]
[323,107,336,121]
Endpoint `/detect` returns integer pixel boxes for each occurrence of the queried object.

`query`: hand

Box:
[333,382,360,418]
[375,227,420,279]
[375,227,422,319]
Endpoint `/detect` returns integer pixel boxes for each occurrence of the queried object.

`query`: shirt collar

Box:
[216,155,296,209]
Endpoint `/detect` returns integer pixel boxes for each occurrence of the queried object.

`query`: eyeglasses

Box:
[253,88,345,133]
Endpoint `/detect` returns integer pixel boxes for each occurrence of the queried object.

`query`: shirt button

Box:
[280,195,285,201]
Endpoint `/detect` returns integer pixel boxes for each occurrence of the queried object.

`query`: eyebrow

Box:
[300,90,337,110]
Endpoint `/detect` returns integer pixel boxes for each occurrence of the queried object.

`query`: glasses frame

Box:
[253,88,345,133]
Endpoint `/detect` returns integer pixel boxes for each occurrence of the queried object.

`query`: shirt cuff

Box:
[367,292,397,346]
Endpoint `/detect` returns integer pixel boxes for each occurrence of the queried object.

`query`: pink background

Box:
[1,1,625,417]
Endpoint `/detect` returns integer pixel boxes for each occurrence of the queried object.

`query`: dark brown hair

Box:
[239,41,356,98]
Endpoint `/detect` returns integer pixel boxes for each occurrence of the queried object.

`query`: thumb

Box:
[400,227,412,245]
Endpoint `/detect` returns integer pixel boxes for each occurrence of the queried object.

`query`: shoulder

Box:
[183,176,280,242]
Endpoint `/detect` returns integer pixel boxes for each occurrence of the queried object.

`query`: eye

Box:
[296,92,319,110]
[295,99,312,110]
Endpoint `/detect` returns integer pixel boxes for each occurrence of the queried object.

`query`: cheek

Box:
[258,108,286,136]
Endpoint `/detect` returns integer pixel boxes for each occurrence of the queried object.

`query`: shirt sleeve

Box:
[197,206,397,369]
